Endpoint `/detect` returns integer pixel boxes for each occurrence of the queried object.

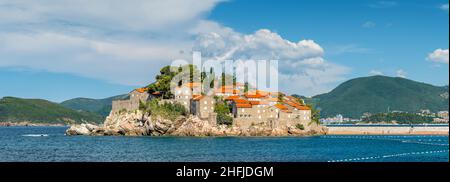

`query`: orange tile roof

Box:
[184,82,202,88]
[215,88,240,94]
[274,103,289,110]
[249,101,269,105]
[192,95,204,101]
[225,95,240,100]
[284,101,310,110]
[135,87,149,93]
[233,99,250,104]
[236,103,252,108]
[297,105,311,110]
[244,93,266,98]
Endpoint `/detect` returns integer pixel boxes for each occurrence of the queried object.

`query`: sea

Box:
[0,126,448,162]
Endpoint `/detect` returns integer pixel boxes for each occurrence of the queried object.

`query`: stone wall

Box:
[111,90,150,113]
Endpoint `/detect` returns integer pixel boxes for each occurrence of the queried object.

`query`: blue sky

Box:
[0,0,448,102]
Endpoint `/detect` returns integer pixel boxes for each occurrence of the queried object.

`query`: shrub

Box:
[139,99,186,121]
[296,124,305,130]
[217,113,233,126]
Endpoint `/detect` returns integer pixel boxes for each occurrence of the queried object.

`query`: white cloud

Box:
[440,4,449,12]
[396,69,407,78]
[369,70,384,76]
[0,0,350,96]
[362,21,376,28]
[0,0,223,86]
[193,27,350,96]
[427,49,449,64]
[0,0,222,31]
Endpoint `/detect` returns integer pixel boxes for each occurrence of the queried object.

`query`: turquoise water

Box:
[0,126,448,162]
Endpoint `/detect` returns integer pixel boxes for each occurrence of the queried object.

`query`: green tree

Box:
[308,104,321,125]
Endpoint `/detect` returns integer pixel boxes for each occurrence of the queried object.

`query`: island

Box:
[66,66,326,136]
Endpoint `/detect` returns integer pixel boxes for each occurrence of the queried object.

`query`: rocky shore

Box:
[66,110,327,137]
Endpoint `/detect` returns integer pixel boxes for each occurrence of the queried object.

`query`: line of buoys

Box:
[328,149,450,162]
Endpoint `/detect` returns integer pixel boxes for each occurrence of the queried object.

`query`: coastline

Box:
[0,121,67,127]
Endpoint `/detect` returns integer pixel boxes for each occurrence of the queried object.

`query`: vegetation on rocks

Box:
[214,97,233,125]
[139,99,186,121]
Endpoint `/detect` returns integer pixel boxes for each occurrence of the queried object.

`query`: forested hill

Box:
[312,76,449,118]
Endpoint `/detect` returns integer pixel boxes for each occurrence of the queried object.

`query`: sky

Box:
[0,0,448,102]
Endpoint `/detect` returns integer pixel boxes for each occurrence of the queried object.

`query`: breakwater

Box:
[325,124,449,135]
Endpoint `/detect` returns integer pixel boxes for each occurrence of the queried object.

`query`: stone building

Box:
[230,94,311,129]
[111,88,151,113]
[190,95,215,118]
[190,95,217,125]
[173,82,202,112]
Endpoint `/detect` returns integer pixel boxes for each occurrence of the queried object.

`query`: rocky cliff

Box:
[66,110,327,136]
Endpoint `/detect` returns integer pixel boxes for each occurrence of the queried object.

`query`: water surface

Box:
[0,126,448,162]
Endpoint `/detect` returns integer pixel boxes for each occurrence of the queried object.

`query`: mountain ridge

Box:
[312,75,449,118]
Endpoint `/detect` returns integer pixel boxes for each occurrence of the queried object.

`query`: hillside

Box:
[313,76,449,118]
[60,94,128,117]
[0,97,103,124]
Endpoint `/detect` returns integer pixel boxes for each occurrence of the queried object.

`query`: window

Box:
[204,107,207,110]
[241,109,245,112]
[211,107,213,110]
[204,101,207,104]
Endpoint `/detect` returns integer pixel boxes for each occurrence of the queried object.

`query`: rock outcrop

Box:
[66,110,327,137]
